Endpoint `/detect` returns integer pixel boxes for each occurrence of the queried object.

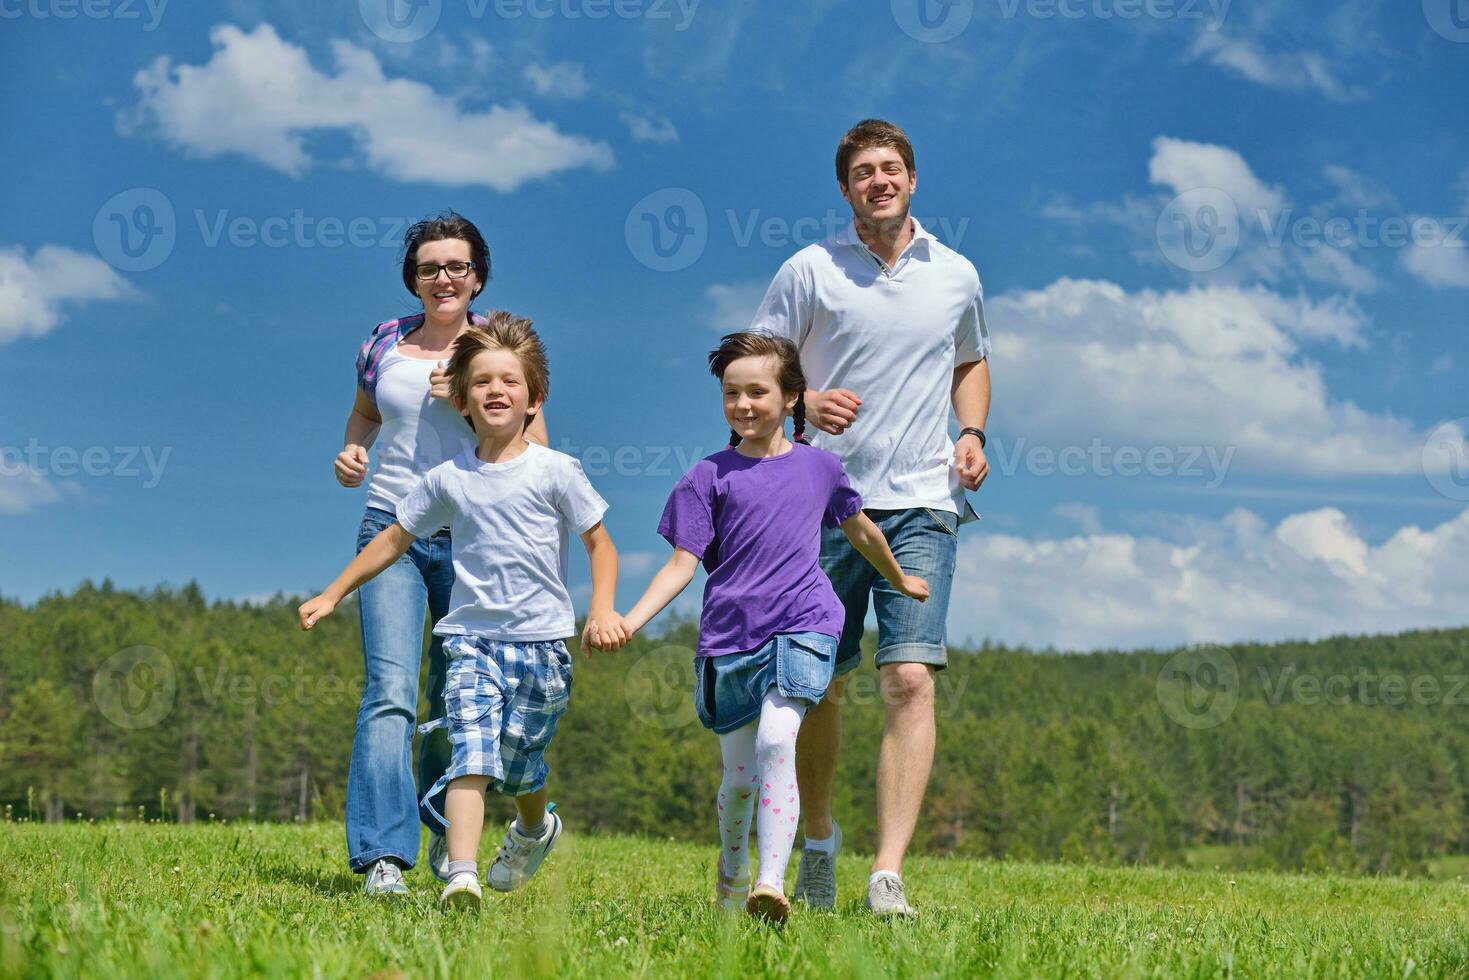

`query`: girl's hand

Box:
[589,612,630,652]
[429,361,451,400]
[334,445,369,487]
[896,575,930,602]
[299,595,336,630]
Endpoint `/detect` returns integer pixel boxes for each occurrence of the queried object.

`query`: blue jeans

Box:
[346,507,454,872]
[820,507,959,676]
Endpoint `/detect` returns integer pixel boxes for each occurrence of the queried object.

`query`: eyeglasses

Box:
[415,261,474,281]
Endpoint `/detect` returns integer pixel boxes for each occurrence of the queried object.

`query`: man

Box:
[748,118,991,916]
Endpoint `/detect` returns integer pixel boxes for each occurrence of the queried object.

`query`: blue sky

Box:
[2,0,1467,650]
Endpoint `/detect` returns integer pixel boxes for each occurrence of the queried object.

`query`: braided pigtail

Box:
[793,393,809,445]
[728,428,743,448]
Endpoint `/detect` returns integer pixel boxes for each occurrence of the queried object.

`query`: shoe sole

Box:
[440,890,482,912]
[746,889,790,926]
[488,814,562,893]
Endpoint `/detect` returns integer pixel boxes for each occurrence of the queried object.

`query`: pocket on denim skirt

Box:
[778,632,836,701]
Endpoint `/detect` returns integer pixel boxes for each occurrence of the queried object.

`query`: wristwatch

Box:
[959,427,987,449]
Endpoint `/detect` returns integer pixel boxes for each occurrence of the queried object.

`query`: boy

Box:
[300,312,625,909]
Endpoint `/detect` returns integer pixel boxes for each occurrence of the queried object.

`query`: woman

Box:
[335,212,550,895]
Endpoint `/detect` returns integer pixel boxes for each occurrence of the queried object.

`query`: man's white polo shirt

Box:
[749,217,991,515]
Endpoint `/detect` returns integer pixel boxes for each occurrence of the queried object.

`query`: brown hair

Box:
[707,332,808,448]
[835,118,915,189]
[446,311,548,433]
[401,211,491,300]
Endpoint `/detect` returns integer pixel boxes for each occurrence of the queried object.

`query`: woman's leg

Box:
[716,723,759,882]
[417,532,456,829]
[346,521,430,872]
[753,689,806,891]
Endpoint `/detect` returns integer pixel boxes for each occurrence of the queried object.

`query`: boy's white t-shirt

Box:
[749,218,991,515]
[364,346,478,518]
[396,442,608,641]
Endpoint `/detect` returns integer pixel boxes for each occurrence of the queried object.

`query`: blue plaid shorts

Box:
[417,635,573,832]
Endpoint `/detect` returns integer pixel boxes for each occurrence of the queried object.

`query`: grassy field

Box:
[3,822,1468,978]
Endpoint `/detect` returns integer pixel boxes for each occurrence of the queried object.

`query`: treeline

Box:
[2,582,1468,876]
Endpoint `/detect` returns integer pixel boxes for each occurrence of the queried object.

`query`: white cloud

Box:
[0,244,138,345]
[620,109,679,145]
[0,465,61,515]
[125,23,614,192]
[1149,136,1286,217]
[951,507,1469,651]
[524,62,590,100]
[703,281,768,333]
[990,277,1438,477]
[1401,232,1469,290]
[1188,32,1359,101]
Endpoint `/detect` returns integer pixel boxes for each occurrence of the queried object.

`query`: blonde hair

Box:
[446,311,548,432]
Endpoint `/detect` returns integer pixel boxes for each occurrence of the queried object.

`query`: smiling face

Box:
[841,145,916,227]
[721,355,799,446]
[413,237,481,321]
[455,348,541,438]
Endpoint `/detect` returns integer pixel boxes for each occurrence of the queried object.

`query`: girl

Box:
[602,332,927,925]
[334,212,550,895]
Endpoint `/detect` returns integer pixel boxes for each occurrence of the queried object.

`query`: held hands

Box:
[429,360,451,401]
[896,574,930,602]
[806,388,862,435]
[955,433,990,491]
[334,445,369,487]
[582,610,630,653]
[298,594,337,630]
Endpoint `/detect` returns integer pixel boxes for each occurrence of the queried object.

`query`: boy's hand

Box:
[896,575,930,602]
[299,595,336,630]
[334,445,369,487]
[429,361,451,400]
[584,611,629,652]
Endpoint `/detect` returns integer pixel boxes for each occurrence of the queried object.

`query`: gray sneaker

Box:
[487,811,563,892]
[363,858,409,897]
[793,822,841,909]
[427,832,452,883]
[864,872,917,918]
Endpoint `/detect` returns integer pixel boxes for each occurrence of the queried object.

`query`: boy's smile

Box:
[457,348,540,439]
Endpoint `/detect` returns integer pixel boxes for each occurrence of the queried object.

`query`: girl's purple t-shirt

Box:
[658,442,864,658]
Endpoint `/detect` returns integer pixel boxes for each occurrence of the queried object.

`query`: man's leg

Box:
[873,663,936,874]
[795,674,847,840]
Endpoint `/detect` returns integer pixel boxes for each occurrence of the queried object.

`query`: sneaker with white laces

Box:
[363,858,409,897]
[439,871,482,911]
[864,871,917,918]
[487,810,563,893]
[427,832,451,883]
[793,822,842,909]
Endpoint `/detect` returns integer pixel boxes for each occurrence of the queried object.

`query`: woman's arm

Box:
[298,523,417,629]
[839,513,930,601]
[335,388,383,487]
[621,548,701,635]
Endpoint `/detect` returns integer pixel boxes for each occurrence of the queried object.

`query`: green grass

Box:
[3,823,1468,978]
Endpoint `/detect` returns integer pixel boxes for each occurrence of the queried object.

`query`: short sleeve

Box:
[554,457,609,535]
[657,470,716,559]
[955,275,992,366]
[747,260,812,348]
[823,464,863,528]
[395,469,452,538]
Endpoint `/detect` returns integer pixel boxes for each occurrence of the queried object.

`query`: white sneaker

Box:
[864,871,917,918]
[428,832,451,883]
[487,811,563,893]
[793,822,842,909]
[439,871,482,911]
[363,859,409,897]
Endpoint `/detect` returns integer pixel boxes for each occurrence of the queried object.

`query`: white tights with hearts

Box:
[715,688,806,891]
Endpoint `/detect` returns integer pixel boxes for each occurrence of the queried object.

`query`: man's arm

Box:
[952,358,991,491]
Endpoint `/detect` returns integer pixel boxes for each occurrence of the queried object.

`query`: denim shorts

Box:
[820,507,959,677]
[695,631,837,734]
[416,635,572,832]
